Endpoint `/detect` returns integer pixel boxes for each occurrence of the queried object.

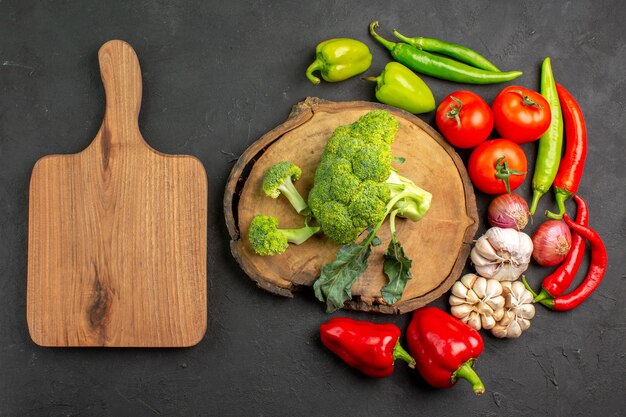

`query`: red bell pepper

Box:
[406,306,485,395]
[320,317,415,378]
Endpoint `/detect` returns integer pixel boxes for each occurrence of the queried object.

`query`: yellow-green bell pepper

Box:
[363,62,436,114]
[306,38,372,85]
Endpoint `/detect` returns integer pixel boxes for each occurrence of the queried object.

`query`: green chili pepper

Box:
[363,62,435,114]
[369,22,522,85]
[306,38,372,85]
[529,57,563,215]
[392,30,500,73]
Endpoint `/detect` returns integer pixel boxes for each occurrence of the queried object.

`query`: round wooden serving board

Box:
[224,98,478,314]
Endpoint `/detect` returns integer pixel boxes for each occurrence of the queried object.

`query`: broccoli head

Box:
[308,110,431,244]
[262,162,309,214]
[248,215,320,256]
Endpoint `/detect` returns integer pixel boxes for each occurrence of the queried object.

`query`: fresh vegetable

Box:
[309,111,432,312]
[487,193,529,230]
[363,62,435,114]
[471,227,533,281]
[306,38,372,85]
[532,220,572,267]
[262,161,310,214]
[491,281,535,339]
[435,91,493,148]
[248,215,320,256]
[449,274,505,331]
[492,86,551,143]
[532,195,589,302]
[407,307,486,395]
[320,317,415,378]
[468,139,527,194]
[369,21,522,85]
[392,30,500,72]
[535,213,607,311]
[545,84,588,219]
[529,57,563,215]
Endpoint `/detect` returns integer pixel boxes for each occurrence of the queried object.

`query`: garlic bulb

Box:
[491,281,536,339]
[470,227,533,281]
[449,273,505,331]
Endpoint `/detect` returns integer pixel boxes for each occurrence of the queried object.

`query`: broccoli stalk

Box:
[248,215,320,256]
[386,169,432,222]
[262,162,310,215]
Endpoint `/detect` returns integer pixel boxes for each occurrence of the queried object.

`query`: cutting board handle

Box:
[96,40,144,146]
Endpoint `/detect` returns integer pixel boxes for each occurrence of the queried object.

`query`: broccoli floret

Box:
[248,215,320,256]
[308,110,431,245]
[262,162,309,214]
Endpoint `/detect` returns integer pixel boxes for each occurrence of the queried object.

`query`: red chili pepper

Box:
[538,213,607,311]
[546,84,587,219]
[320,317,415,378]
[406,307,485,395]
[533,195,589,301]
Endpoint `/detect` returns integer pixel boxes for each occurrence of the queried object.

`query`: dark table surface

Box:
[1,1,625,416]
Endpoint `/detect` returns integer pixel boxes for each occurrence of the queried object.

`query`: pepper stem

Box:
[533,288,552,303]
[369,21,396,52]
[392,29,422,48]
[529,190,544,215]
[361,76,379,83]
[538,298,555,309]
[393,341,416,368]
[521,275,538,298]
[305,58,324,85]
[545,188,571,220]
[452,359,485,396]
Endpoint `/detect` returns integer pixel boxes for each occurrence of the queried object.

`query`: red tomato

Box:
[468,139,527,194]
[435,91,494,148]
[492,86,551,143]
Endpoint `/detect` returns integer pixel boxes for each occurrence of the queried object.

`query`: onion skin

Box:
[532,220,572,267]
[487,193,529,230]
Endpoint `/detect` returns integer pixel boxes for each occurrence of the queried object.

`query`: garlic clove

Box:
[460,273,478,289]
[449,295,467,306]
[493,306,505,322]
[467,311,482,331]
[465,289,481,305]
[485,279,503,298]
[507,320,522,338]
[473,277,487,299]
[481,314,496,330]
[451,281,470,299]
[476,301,494,316]
[487,295,506,312]
[451,304,474,319]
[518,318,531,331]
[491,326,507,338]
[516,303,536,320]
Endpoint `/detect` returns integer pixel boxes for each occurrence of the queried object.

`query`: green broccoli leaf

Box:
[381,234,412,305]
[313,230,374,312]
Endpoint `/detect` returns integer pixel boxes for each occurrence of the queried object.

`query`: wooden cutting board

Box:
[27,40,208,347]
[225,98,478,314]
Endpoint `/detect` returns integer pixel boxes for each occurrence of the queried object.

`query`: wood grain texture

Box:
[27,40,208,347]
[225,98,478,314]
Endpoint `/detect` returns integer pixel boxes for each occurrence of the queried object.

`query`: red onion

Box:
[487,193,529,230]
[532,220,572,266]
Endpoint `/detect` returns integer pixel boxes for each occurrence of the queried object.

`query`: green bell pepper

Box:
[306,38,372,85]
[363,62,435,114]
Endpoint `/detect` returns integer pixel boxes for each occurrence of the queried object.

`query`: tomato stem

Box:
[446,96,463,127]
[511,89,543,108]
[494,156,526,194]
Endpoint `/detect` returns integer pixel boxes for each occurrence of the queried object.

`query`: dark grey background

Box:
[1,1,625,416]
